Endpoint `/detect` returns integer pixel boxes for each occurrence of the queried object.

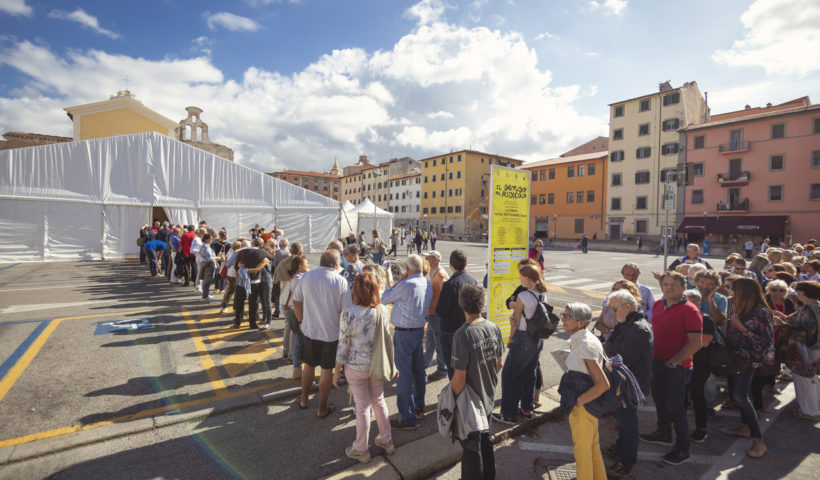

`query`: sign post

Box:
[663,182,675,270]
[487,165,531,341]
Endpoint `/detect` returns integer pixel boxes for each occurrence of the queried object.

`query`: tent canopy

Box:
[349,198,394,242]
[0,132,340,261]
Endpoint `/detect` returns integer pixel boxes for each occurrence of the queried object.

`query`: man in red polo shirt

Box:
[179,226,197,287]
[640,271,702,466]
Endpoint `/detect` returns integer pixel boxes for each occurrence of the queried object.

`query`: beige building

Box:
[420,150,524,236]
[606,81,707,239]
[360,163,391,210]
[340,155,374,206]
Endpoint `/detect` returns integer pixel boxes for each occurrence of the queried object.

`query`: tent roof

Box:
[351,198,393,217]
[340,200,355,211]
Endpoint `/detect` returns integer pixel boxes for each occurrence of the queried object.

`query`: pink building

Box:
[679,97,820,246]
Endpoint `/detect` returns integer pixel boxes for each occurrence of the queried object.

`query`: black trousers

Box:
[271,282,281,316]
[689,353,713,429]
[234,286,249,327]
[247,283,264,326]
[145,247,159,276]
[461,425,495,480]
[184,256,198,285]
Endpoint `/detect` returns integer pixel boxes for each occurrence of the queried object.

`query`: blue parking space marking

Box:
[0,263,20,272]
[0,319,51,383]
[94,318,153,335]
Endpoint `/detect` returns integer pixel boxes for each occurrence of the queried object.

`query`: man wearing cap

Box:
[436,249,477,379]
[423,250,449,382]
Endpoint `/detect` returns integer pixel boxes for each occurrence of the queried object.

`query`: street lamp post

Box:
[553,214,558,242]
[373,169,382,236]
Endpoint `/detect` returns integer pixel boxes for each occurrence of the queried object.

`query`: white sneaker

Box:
[220,307,228,314]
[345,445,371,463]
[194,286,202,293]
[374,434,395,455]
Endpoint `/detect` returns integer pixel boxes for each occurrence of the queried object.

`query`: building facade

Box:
[0,131,71,151]
[680,97,820,245]
[176,107,234,161]
[388,172,421,227]
[419,150,524,235]
[522,151,608,240]
[268,158,342,201]
[340,155,374,206]
[64,90,178,140]
[606,81,707,239]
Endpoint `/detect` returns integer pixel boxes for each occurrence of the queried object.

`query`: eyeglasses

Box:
[661,283,681,288]
[769,288,786,293]
[560,312,571,319]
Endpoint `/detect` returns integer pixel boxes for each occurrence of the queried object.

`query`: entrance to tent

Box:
[152,207,169,225]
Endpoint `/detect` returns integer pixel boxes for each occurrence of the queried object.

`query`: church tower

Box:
[330,156,341,176]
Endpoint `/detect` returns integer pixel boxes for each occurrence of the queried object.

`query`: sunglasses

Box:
[769,288,786,293]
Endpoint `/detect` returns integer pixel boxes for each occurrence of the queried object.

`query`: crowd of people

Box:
[137,222,820,480]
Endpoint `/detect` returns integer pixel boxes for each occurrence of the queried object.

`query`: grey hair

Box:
[565,302,592,324]
[766,279,789,293]
[608,289,638,310]
[620,262,640,276]
[406,254,423,274]
[684,289,702,304]
[687,243,700,252]
[242,240,252,248]
[279,238,289,249]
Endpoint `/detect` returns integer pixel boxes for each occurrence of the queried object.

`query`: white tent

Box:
[339,200,357,239]
[349,198,394,243]
[0,132,340,262]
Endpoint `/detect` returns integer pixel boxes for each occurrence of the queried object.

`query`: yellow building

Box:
[606,81,707,239]
[64,90,177,140]
[420,150,524,236]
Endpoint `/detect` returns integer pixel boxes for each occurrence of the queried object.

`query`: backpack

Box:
[523,291,559,339]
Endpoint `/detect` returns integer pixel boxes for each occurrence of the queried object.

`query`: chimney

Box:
[744,105,751,110]
[359,154,369,164]
[766,103,772,107]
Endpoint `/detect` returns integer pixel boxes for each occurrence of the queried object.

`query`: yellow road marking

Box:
[182,308,227,393]
[0,319,64,403]
[0,377,299,449]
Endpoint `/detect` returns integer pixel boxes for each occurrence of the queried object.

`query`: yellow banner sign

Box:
[487,165,530,341]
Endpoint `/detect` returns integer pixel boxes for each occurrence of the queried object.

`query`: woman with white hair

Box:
[558,302,610,480]
[602,290,652,479]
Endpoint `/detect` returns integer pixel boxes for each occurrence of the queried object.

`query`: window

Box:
[813,151,820,168]
[636,196,647,209]
[567,166,575,177]
[660,168,676,182]
[815,118,820,134]
[424,191,428,199]
[539,194,545,204]
[587,190,594,202]
[612,173,622,186]
[423,207,428,214]
[638,123,650,136]
[416,191,420,198]
[424,176,428,183]
[432,175,436,182]
[693,163,704,176]
[663,92,680,105]
[431,207,437,214]
[662,118,680,131]
[440,173,444,181]
[575,218,584,234]
[614,105,624,117]
[432,191,436,198]
[771,123,786,139]
[447,206,453,213]
[769,185,783,201]
[691,189,704,204]
[811,184,820,200]
[549,168,555,179]
[770,154,785,171]
[448,189,453,197]
[440,189,445,197]
[610,150,624,162]
[455,188,462,196]
[449,156,454,163]
[448,172,453,180]
[662,143,679,155]
[548,193,554,204]
[694,135,705,149]
[578,165,585,176]
[611,197,621,210]
[636,220,648,233]
[566,192,574,203]
[433,159,437,166]
[577,191,584,203]
[539,169,546,181]
[401,206,406,213]
[613,128,623,140]
[639,99,650,112]
[455,205,462,213]
[636,146,651,158]
[588,163,596,175]
[635,171,650,184]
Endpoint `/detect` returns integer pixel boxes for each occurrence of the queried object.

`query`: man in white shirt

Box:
[744,239,754,259]
[293,250,352,418]
[191,228,205,292]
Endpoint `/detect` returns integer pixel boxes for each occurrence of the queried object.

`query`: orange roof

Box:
[270,170,340,179]
[707,97,809,122]
[389,171,421,181]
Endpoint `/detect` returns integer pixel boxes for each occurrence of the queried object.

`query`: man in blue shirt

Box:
[143,239,166,277]
[382,254,432,430]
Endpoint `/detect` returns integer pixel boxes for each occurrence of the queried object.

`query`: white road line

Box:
[549,278,597,286]
[1,300,114,314]
[517,442,716,464]
[576,281,617,291]
[543,275,570,282]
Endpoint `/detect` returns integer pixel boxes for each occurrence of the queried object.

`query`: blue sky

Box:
[1,0,818,173]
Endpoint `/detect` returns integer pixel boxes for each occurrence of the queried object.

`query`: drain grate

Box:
[545,464,578,480]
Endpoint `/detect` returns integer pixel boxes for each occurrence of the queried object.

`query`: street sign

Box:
[663,184,675,211]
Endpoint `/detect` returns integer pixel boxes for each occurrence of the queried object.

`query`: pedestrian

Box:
[637,236,643,253]
[450,284,504,479]
[761,238,770,253]
[334,273,396,463]
[423,250,449,382]
[430,229,437,250]
[143,238,166,276]
[371,230,386,266]
[414,229,423,255]
[703,236,711,257]
[640,271,702,466]
[382,254,432,430]
[558,302,609,480]
[745,238,754,259]
[720,278,773,458]
[293,250,351,417]
[602,289,653,479]
[405,230,414,255]
[271,238,290,319]
[212,230,229,293]
[388,229,398,257]
[436,250,478,379]
[168,226,182,284]
[179,226,197,287]
[620,263,655,321]
[494,264,547,425]
[199,234,220,301]
[284,255,309,379]
[667,243,714,271]
[233,239,274,330]
[581,233,589,254]
[192,228,205,292]
[220,240,245,314]
[528,239,544,271]
[249,224,260,240]
[342,244,364,290]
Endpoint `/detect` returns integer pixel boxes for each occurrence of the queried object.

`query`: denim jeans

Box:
[372,252,383,265]
[424,315,447,374]
[440,331,456,380]
[393,329,426,425]
[732,366,762,438]
[201,263,215,299]
[461,419,495,480]
[614,403,639,469]
[260,281,272,324]
[651,360,692,453]
[500,332,542,419]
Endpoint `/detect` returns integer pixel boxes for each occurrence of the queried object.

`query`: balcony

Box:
[717,199,749,211]
[717,170,751,185]
[718,141,751,154]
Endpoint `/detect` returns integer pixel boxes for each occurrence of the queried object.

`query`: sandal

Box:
[298,396,308,409]
[317,403,336,418]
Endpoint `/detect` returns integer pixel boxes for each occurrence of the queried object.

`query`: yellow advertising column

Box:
[487,165,530,341]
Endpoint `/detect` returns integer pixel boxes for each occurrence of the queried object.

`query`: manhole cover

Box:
[545,464,577,480]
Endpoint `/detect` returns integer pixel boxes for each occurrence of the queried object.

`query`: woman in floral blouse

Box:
[720,278,774,458]
[333,273,394,463]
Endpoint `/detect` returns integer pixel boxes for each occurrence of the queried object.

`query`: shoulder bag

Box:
[709,322,749,377]
[369,307,396,382]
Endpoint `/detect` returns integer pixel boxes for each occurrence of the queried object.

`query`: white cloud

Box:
[191,36,214,56]
[0,0,32,16]
[404,0,445,26]
[586,0,627,16]
[535,31,558,41]
[712,0,820,77]
[206,12,261,32]
[48,8,120,39]
[0,3,605,172]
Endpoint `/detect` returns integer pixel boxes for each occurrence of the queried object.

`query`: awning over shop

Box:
[677,215,788,236]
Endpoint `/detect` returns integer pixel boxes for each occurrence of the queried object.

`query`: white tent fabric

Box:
[0,132,340,262]
[350,198,394,242]
[339,200,357,239]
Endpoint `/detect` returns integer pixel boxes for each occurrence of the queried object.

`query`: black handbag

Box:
[709,325,748,376]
